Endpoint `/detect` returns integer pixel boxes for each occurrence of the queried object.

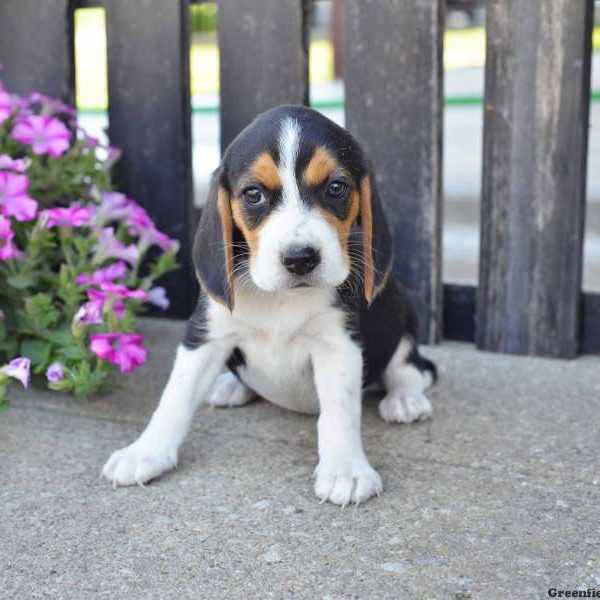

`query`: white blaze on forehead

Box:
[277,118,302,209]
[248,116,348,292]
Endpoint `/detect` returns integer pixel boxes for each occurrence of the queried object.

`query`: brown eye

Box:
[243,187,266,206]
[326,181,348,199]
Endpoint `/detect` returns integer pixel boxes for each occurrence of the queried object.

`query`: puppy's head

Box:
[194,105,392,309]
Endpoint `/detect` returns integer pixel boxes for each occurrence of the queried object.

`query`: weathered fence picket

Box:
[345,0,444,345]
[477,0,594,358]
[218,0,309,150]
[0,0,74,105]
[0,0,598,357]
[104,0,195,318]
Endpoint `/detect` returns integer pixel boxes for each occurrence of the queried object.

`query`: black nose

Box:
[281,246,320,276]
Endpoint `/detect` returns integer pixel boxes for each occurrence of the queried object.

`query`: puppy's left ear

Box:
[358,167,393,304]
[193,167,235,310]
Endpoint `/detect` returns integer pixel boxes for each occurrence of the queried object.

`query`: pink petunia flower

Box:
[147,287,170,311]
[0,154,26,173]
[126,201,155,236]
[90,333,147,373]
[43,203,94,228]
[0,172,38,221]
[97,282,147,301]
[1,357,31,388]
[124,200,177,253]
[46,362,65,383]
[0,88,13,124]
[87,283,148,320]
[0,215,19,260]
[94,227,139,266]
[11,115,71,157]
[73,302,103,326]
[75,261,128,286]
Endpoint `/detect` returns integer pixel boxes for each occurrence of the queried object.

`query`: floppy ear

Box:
[358,168,393,304]
[193,167,235,310]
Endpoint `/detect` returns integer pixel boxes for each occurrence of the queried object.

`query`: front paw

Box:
[314,456,383,506]
[101,439,177,487]
[379,389,433,424]
[206,371,253,408]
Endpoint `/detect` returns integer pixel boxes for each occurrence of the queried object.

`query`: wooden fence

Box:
[0,0,598,358]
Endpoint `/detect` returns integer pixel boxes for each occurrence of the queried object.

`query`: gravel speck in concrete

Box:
[379,562,405,574]
[264,547,282,564]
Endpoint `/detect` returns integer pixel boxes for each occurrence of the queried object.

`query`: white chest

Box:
[207,288,347,413]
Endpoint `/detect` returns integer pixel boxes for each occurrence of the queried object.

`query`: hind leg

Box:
[206,371,255,408]
[379,337,436,424]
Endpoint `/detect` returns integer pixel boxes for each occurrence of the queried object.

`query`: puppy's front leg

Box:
[312,336,382,506]
[102,341,230,487]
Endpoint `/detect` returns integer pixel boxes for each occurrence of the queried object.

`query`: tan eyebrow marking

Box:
[250,152,282,190]
[303,146,338,186]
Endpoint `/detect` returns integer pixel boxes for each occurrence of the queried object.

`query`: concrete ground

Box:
[1,318,599,600]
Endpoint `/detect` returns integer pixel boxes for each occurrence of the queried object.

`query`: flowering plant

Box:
[0,81,179,407]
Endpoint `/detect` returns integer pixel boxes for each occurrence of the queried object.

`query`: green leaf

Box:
[58,344,88,361]
[20,339,51,370]
[49,379,73,392]
[148,250,180,282]
[47,327,76,347]
[0,338,19,359]
[7,273,36,290]
[24,293,60,329]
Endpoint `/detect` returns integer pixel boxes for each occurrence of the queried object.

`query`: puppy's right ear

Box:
[358,167,393,304]
[193,167,235,310]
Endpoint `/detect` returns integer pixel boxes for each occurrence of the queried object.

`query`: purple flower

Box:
[46,362,65,383]
[0,215,20,260]
[147,287,170,310]
[12,115,71,157]
[1,357,31,388]
[0,172,38,221]
[151,230,178,253]
[90,333,147,373]
[106,146,121,165]
[27,92,77,119]
[0,88,13,124]
[0,154,26,173]
[73,302,103,326]
[92,191,132,226]
[43,203,93,228]
[75,261,128,286]
[79,130,100,148]
[95,227,139,266]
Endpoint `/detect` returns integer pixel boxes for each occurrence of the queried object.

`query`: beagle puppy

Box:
[102,105,437,506]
